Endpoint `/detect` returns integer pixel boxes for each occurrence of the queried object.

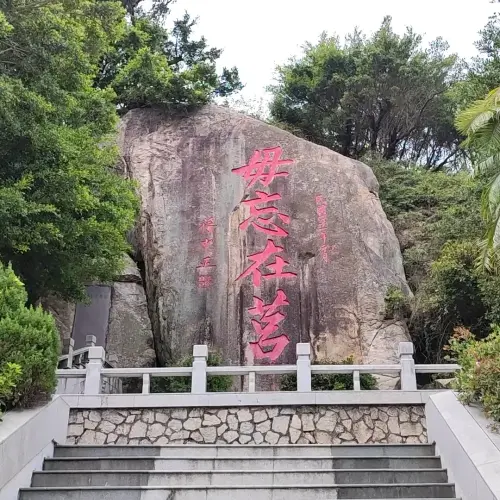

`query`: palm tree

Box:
[456,87,500,271]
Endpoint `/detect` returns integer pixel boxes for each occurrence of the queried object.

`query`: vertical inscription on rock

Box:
[232,147,297,362]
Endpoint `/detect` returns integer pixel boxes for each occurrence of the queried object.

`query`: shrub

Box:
[0,263,60,410]
[151,351,232,393]
[445,326,500,422]
[0,362,22,417]
[384,285,412,320]
[280,356,377,391]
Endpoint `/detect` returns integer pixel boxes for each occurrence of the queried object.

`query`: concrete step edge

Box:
[55,444,434,448]
[44,454,441,460]
[21,483,455,491]
[33,468,448,474]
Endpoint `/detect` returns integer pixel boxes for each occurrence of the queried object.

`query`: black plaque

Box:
[72,285,112,349]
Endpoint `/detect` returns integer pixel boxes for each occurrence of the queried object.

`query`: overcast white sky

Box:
[168,0,497,100]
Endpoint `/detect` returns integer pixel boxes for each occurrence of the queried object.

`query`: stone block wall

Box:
[67,405,427,445]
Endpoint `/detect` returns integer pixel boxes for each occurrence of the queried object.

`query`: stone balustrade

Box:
[56,342,459,396]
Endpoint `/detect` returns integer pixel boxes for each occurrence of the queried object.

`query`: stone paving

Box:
[67,405,427,445]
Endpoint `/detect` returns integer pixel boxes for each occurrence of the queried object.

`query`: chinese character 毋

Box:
[232,147,294,189]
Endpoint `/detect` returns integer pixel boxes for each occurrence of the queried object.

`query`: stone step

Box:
[19,484,456,500]
[43,455,443,471]
[31,468,449,487]
[54,444,436,458]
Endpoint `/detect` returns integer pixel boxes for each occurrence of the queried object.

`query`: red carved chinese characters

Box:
[240,191,290,237]
[233,147,297,362]
[199,217,216,234]
[316,195,329,263]
[196,217,216,289]
[248,290,290,361]
[237,240,296,287]
[232,147,293,188]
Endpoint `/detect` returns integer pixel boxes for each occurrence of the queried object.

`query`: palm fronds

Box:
[456,87,500,271]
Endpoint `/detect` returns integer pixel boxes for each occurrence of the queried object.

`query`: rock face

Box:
[106,255,156,368]
[119,105,410,369]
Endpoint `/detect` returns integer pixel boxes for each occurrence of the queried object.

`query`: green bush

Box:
[0,362,22,417]
[385,286,412,320]
[446,326,500,422]
[280,356,377,391]
[151,351,232,393]
[0,263,60,410]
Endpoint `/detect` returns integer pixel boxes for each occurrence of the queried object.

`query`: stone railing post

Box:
[399,342,417,391]
[296,343,312,392]
[86,335,96,347]
[84,346,105,395]
[191,344,208,394]
[61,338,74,368]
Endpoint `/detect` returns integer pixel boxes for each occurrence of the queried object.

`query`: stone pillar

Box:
[353,370,361,391]
[61,338,74,368]
[191,345,208,394]
[248,372,256,393]
[399,342,417,391]
[142,373,150,394]
[86,335,96,347]
[84,346,105,395]
[296,343,312,392]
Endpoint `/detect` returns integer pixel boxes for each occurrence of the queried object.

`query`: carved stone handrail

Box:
[55,341,460,396]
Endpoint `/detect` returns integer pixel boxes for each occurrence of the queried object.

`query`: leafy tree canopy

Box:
[96,0,242,113]
[269,17,464,170]
[0,0,139,302]
[0,0,241,303]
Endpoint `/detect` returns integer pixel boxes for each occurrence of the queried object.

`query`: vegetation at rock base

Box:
[445,326,500,423]
[280,357,377,391]
[384,285,411,321]
[374,161,500,363]
[151,352,233,393]
[0,264,59,413]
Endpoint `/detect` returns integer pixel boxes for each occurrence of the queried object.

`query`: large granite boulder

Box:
[106,255,156,368]
[119,105,410,370]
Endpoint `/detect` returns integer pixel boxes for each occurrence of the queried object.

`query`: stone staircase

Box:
[19,444,458,499]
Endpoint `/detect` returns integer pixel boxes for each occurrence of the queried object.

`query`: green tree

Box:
[269,17,463,169]
[0,0,139,302]
[452,11,500,110]
[373,160,500,363]
[96,0,242,113]
[0,263,60,410]
[456,87,500,270]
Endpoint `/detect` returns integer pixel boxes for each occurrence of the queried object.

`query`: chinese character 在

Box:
[248,290,290,362]
[239,191,290,237]
[232,147,294,189]
[236,239,297,287]
[197,256,216,269]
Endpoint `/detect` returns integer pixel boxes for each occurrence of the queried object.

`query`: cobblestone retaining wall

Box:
[67,406,427,445]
